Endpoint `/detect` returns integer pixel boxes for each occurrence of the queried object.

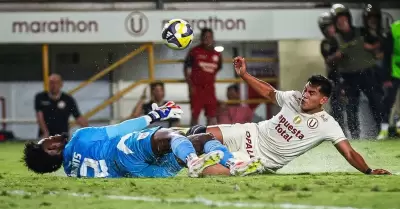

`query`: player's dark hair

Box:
[200,28,213,40]
[150,81,164,91]
[23,142,63,174]
[307,75,332,97]
[227,84,239,93]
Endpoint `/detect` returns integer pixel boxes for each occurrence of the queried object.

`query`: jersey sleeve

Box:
[34,93,43,112]
[324,121,347,145]
[105,116,150,139]
[320,40,331,58]
[274,90,300,107]
[183,49,194,69]
[68,96,82,118]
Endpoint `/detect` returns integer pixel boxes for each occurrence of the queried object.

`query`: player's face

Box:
[202,32,214,48]
[300,83,328,112]
[326,25,336,37]
[41,135,67,156]
[336,16,350,32]
[367,16,378,30]
[49,76,62,95]
[152,85,165,101]
[227,88,239,100]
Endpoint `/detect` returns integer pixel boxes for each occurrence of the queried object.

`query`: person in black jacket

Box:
[328,4,385,139]
[362,3,386,84]
[34,74,88,138]
[318,11,346,132]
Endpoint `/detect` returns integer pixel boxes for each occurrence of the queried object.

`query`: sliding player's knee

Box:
[187,133,215,154]
[187,125,223,143]
[186,125,207,135]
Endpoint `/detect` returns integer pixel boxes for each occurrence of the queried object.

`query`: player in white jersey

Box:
[186,56,391,176]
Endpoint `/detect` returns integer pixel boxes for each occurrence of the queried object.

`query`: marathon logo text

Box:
[276,115,304,141]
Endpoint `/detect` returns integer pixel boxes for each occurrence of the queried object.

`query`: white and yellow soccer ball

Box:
[161,19,194,50]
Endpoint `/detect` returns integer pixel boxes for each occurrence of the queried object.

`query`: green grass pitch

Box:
[1,140,400,209]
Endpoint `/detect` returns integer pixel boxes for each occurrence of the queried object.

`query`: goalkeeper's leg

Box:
[188,130,267,176]
[170,133,223,178]
[203,139,266,176]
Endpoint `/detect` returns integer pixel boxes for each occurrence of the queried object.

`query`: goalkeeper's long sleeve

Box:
[105,115,152,138]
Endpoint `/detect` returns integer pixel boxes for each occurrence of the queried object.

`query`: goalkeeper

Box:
[23,102,262,178]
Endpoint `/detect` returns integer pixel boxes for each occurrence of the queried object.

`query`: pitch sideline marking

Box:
[7,190,366,209]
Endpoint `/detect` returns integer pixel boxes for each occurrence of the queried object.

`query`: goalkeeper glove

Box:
[147,101,183,123]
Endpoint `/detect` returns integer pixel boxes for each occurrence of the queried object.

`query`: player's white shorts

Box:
[217,123,260,161]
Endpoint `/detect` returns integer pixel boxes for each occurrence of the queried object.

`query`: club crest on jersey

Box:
[320,114,328,122]
[138,132,150,140]
[307,117,319,129]
[276,115,304,142]
[293,115,302,124]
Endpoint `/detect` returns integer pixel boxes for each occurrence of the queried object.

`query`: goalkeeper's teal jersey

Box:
[62,117,182,178]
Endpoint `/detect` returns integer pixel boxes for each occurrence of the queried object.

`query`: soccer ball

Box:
[162,19,194,50]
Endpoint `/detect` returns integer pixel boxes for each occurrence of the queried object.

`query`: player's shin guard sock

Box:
[170,135,197,163]
[204,140,235,168]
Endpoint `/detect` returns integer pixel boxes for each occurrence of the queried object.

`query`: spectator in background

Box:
[329,4,384,139]
[184,28,222,126]
[362,3,386,82]
[377,20,400,139]
[129,81,179,128]
[217,84,253,124]
[318,11,346,132]
[34,73,88,138]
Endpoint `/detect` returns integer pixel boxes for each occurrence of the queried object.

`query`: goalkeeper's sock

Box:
[170,135,198,163]
[204,140,236,168]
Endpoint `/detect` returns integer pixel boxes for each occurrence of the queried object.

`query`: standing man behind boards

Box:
[129,81,180,128]
[318,11,346,132]
[217,84,253,124]
[379,20,400,139]
[184,28,223,126]
[34,74,88,138]
[329,4,384,139]
[362,3,386,73]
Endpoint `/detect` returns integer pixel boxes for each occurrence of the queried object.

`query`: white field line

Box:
[7,190,367,209]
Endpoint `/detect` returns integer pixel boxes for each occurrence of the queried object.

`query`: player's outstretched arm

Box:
[233,57,278,104]
[334,140,391,175]
[106,101,183,138]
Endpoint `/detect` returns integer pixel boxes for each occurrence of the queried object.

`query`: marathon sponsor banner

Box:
[0,9,399,43]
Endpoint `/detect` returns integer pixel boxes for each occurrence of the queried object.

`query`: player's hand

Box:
[371,169,392,175]
[147,101,183,122]
[233,56,247,76]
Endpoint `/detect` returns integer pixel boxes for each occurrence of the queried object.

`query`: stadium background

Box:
[0,1,399,140]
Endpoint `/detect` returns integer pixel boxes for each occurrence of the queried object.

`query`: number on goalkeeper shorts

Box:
[80,158,109,178]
